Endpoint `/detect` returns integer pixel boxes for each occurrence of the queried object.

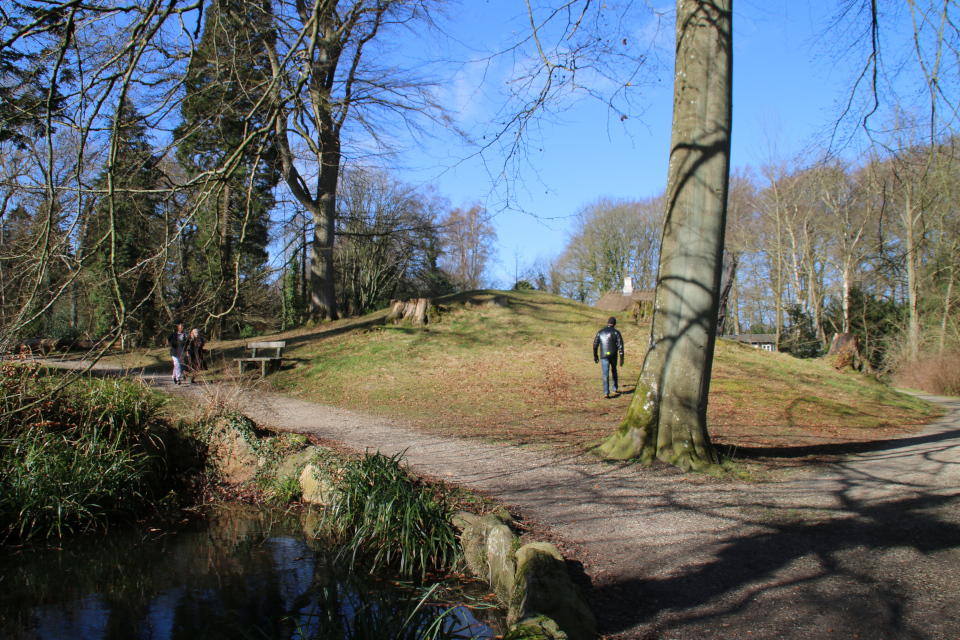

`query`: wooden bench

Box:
[235,341,286,376]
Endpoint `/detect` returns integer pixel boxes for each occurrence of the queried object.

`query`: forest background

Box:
[1,0,958,384]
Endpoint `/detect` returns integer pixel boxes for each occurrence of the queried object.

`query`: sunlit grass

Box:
[0,363,170,540]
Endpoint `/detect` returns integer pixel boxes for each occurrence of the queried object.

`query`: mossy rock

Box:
[452,511,480,531]
[510,543,596,640]
[299,463,339,506]
[504,615,568,640]
[460,513,510,577]
[277,445,318,481]
[487,523,518,603]
[205,415,263,484]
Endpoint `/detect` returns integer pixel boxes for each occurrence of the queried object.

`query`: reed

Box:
[0,363,166,541]
[321,451,461,579]
[294,574,475,640]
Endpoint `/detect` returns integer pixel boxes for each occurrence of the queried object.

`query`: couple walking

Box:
[168,322,207,385]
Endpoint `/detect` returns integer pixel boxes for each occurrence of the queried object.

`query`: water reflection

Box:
[0,505,503,639]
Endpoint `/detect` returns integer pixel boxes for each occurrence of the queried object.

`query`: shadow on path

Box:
[590,489,960,639]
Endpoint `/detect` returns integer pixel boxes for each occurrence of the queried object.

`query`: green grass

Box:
[317,451,461,579]
[0,364,171,540]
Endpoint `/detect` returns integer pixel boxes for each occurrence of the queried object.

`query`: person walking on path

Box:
[184,328,207,384]
[167,322,186,385]
[593,316,624,398]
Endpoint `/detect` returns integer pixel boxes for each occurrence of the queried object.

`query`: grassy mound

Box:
[111,289,940,466]
[258,290,938,459]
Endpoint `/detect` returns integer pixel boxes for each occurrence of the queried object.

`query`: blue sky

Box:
[399,0,851,286]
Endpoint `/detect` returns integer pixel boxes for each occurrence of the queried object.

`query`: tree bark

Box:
[310,143,340,322]
[903,188,921,361]
[600,0,731,470]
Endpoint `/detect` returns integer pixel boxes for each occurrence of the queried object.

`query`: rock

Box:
[299,463,338,506]
[277,446,318,480]
[510,543,597,640]
[505,615,569,640]
[486,295,510,307]
[460,514,507,577]
[452,511,480,531]
[487,524,518,604]
[206,416,262,484]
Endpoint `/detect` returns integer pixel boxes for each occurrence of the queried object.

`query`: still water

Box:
[0,506,504,639]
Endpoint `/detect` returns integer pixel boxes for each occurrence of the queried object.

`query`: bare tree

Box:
[335,166,443,314]
[556,195,663,303]
[261,0,454,322]
[438,204,496,291]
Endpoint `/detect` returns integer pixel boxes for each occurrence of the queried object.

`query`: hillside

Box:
[224,289,939,464]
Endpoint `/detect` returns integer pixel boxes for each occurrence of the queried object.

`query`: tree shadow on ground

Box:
[588,489,960,638]
[727,426,960,460]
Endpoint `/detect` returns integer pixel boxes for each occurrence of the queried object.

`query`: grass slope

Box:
[112,289,939,466]
[257,290,938,461]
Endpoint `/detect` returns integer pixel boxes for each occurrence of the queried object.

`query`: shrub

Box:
[893,351,960,397]
[1,426,151,539]
[780,304,823,358]
[321,451,460,579]
[0,364,167,541]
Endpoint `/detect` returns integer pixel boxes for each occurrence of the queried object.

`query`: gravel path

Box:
[60,362,960,639]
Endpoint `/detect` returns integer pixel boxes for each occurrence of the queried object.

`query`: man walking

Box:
[593,316,624,398]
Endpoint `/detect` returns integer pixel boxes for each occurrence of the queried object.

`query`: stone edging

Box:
[454,511,597,640]
[297,457,597,639]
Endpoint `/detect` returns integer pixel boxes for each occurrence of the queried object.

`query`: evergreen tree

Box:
[89,99,164,344]
[0,3,69,149]
[176,0,279,338]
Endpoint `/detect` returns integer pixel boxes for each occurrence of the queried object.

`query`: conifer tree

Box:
[0,3,69,149]
[89,99,164,344]
[176,0,279,338]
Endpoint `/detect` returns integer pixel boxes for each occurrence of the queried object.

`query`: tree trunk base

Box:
[598,380,719,471]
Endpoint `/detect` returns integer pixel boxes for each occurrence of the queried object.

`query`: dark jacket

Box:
[593,325,624,362]
[168,331,185,358]
[185,336,208,371]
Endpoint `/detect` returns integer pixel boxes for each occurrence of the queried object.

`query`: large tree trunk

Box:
[600,0,731,470]
[902,189,921,361]
[309,148,339,322]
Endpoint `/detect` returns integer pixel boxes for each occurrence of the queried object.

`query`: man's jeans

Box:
[601,357,618,396]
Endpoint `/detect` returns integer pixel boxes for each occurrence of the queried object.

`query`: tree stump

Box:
[827,332,864,371]
[387,298,432,325]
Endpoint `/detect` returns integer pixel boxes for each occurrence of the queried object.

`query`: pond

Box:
[0,505,506,639]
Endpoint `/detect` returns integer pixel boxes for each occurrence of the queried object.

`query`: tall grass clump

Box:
[894,351,960,397]
[321,451,460,579]
[0,363,166,541]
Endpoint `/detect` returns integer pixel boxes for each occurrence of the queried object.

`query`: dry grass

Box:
[893,351,960,397]
[266,290,939,462]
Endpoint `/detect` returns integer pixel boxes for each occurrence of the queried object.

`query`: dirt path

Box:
[57,362,960,639]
